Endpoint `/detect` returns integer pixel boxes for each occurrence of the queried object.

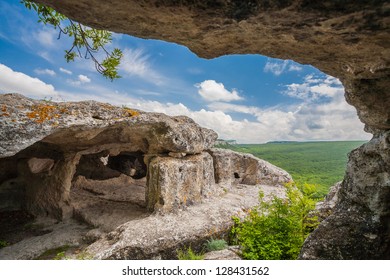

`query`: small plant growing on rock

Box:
[205,238,228,252]
[231,183,318,260]
[177,247,204,260]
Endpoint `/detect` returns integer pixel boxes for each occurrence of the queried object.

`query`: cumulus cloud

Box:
[0,64,58,98]
[264,59,303,76]
[34,68,56,76]
[68,74,91,86]
[195,80,243,102]
[78,74,91,83]
[126,74,370,143]
[59,67,72,75]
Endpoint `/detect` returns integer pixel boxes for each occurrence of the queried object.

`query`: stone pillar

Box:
[22,153,79,220]
[146,152,219,212]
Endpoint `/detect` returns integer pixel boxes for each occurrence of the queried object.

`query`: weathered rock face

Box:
[209,148,292,187]
[300,131,390,259]
[31,0,390,259]
[0,93,216,158]
[147,152,220,212]
[314,181,341,222]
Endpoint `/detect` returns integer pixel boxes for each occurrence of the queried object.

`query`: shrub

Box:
[205,239,228,252]
[177,247,204,260]
[231,183,318,260]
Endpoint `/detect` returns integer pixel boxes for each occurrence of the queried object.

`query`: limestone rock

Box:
[315,181,341,222]
[85,184,284,260]
[0,93,217,218]
[204,246,242,260]
[147,152,221,212]
[0,219,89,260]
[300,131,390,259]
[209,148,292,187]
[0,93,217,158]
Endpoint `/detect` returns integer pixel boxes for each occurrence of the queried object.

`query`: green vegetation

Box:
[21,0,122,80]
[231,183,318,260]
[219,141,365,197]
[0,240,9,249]
[35,245,71,260]
[205,239,228,252]
[35,245,93,260]
[177,247,204,260]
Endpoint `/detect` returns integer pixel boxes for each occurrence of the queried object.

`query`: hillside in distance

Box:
[218,141,367,198]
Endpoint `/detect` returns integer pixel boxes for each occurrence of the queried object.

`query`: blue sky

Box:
[0,0,370,143]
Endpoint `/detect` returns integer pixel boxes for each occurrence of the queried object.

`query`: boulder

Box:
[209,148,292,187]
[147,152,221,212]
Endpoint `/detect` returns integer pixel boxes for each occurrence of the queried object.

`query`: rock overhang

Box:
[0,93,217,158]
[32,0,390,131]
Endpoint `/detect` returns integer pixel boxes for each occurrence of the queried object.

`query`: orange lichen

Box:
[26,104,59,123]
[122,108,140,118]
[1,106,10,117]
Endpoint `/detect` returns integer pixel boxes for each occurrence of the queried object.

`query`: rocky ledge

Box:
[0,93,291,259]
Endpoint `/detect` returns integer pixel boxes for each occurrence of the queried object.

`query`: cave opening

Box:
[70,150,150,232]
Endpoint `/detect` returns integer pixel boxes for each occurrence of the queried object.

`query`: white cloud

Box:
[288,64,303,72]
[34,68,56,76]
[78,74,91,83]
[264,60,303,76]
[195,80,243,102]
[120,48,166,85]
[0,64,58,98]
[59,67,72,75]
[126,74,370,143]
[35,29,57,47]
[264,60,288,76]
[68,74,91,86]
[37,51,52,63]
[0,63,369,143]
[284,74,343,101]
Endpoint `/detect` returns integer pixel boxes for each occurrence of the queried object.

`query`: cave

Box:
[70,151,149,232]
[0,0,388,260]
[30,0,389,259]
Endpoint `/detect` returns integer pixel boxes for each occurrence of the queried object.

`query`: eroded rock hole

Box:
[234,172,240,179]
[70,151,149,232]
[107,152,147,179]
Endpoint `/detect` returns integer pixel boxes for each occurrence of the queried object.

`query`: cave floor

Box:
[0,175,151,260]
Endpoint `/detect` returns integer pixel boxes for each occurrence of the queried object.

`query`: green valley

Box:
[218,141,367,198]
